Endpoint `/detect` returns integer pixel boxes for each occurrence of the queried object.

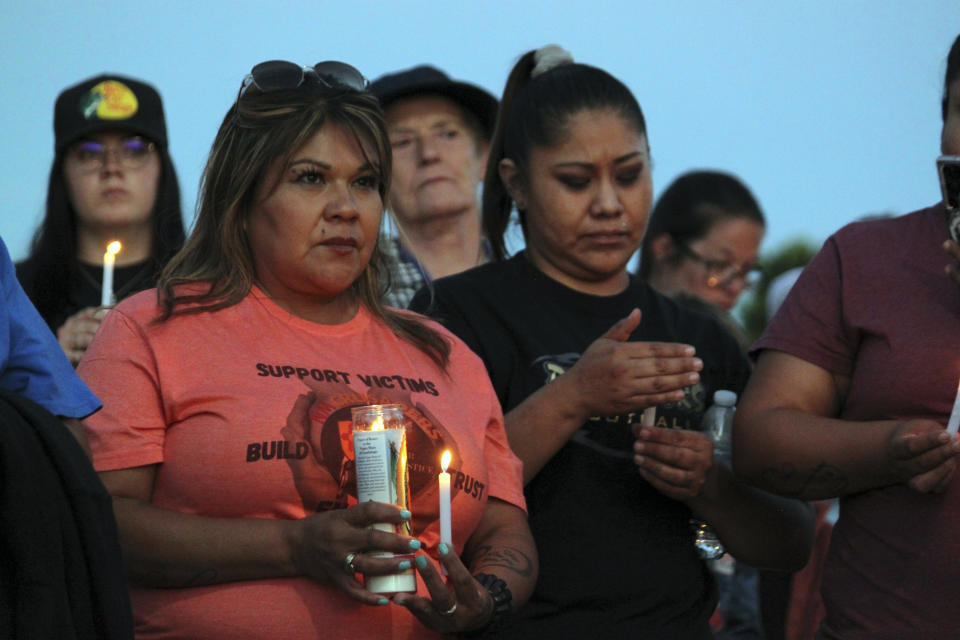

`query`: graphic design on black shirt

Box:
[533,352,708,459]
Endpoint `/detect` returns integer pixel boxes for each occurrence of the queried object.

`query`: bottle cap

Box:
[713,390,737,407]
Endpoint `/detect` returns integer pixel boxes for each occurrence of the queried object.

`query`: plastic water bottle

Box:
[690,390,738,559]
[701,389,737,466]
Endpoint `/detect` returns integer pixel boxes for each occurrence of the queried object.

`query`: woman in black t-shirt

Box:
[410,45,814,639]
[17,73,184,365]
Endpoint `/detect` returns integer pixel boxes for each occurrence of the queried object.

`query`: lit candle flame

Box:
[441,450,451,472]
[372,417,384,431]
[106,240,121,256]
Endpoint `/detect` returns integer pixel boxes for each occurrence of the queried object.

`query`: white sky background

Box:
[1,0,958,264]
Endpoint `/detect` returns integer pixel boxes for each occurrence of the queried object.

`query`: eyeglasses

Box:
[67,137,156,172]
[238,60,368,100]
[676,244,763,289]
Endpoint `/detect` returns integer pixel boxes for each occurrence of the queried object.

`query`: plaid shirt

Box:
[379,234,428,309]
[379,233,492,309]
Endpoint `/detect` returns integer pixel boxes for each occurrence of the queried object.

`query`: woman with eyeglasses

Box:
[409,45,812,639]
[734,33,960,639]
[16,74,185,367]
[639,170,765,317]
[75,60,536,639]
[638,170,767,638]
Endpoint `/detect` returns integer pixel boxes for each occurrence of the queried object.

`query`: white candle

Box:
[101,240,121,306]
[947,378,960,436]
[641,406,657,428]
[438,450,452,546]
[351,404,415,594]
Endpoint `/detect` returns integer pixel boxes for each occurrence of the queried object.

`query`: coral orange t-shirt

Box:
[79,287,525,640]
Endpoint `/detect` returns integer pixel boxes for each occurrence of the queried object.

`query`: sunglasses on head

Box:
[238,60,368,99]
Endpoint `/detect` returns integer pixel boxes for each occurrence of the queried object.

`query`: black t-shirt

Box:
[16,258,158,332]
[410,253,750,640]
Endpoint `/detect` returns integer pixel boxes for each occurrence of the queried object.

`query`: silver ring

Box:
[440,602,457,616]
[343,552,358,574]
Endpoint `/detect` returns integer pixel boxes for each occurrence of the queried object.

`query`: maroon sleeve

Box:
[751,234,859,376]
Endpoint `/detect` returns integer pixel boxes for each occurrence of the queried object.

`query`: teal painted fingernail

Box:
[377,597,389,606]
[415,555,429,570]
[400,509,411,520]
[408,539,421,550]
[438,542,449,555]
[398,560,412,571]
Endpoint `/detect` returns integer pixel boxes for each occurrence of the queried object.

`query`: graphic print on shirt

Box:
[271,380,486,536]
[532,352,707,459]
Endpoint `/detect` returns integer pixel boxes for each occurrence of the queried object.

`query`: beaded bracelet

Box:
[461,573,513,638]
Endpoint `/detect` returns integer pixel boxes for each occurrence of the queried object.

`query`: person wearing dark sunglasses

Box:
[736,33,960,640]
[76,60,536,640]
[16,74,186,367]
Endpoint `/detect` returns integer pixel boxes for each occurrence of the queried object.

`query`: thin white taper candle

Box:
[946,378,960,436]
[641,406,657,428]
[438,450,452,545]
[101,240,121,306]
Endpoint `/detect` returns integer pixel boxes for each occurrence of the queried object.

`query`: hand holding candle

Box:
[101,240,121,307]
[438,450,452,546]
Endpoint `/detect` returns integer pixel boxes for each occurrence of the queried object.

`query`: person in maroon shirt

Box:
[736,33,960,640]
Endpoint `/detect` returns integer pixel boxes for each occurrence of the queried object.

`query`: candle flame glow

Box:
[106,240,122,256]
[372,417,384,431]
[441,450,451,472]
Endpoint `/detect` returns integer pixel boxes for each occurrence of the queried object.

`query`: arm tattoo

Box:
[469,544,535,578]
[759,461,849,499]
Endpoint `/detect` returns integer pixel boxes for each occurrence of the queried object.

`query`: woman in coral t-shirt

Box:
[79,59,536,640]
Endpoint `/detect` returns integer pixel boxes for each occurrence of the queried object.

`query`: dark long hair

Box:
[19,144,184,324]
[638,170,765,278]
[482,48,647,261]
[157,78,450,370]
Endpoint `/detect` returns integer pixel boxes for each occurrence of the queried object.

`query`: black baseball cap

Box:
[54,74,168,151]
[369,65,498,140]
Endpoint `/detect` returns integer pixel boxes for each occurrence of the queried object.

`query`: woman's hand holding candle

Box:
[393,540,495,634]
[394,498,533,635]
[885,419,960,494]
[56,306,110,366]
[289,501,421,606]
[632,425,715,501]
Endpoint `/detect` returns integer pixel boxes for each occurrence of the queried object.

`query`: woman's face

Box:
[943,79,960,155]
[663,217,765,312]
[63,131,160,232]
[247,123,383,320]
[508,109,652,296]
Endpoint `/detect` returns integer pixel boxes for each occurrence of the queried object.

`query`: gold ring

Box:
[343,552,358,574]
[440,602,457,616]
